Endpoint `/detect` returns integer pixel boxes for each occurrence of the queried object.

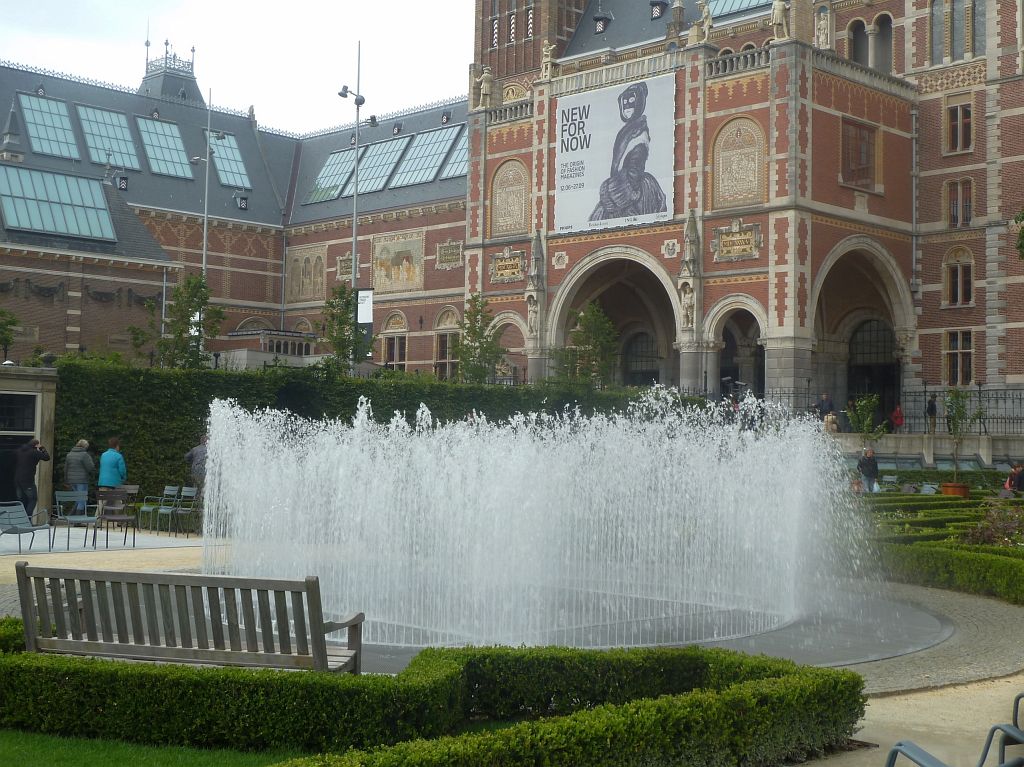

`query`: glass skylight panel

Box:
[136,117,193,179]
[439,127,469,179]
[342,135,411,196]
[304,147,360,204]
[18,94,80,160]
[76,106,140,170]
[0,166,115,241]
[208,131,251,189]
[389,126,462,188]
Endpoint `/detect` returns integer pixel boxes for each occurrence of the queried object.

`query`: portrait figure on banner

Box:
[589,82,667,222]
[373,231,425,294]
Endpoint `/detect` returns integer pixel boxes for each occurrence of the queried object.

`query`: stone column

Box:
[763,336,815,409]
[866,25,879,69]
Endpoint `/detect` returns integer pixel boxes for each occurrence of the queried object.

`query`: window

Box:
[18,94,80,160]
[136,117,193,179]
[435,331,460,380]
[384,336,407,371]
[76,106,140,170]
[945,330,972,385]
[930,0,984,63]
[207,131,252,189]
[439,128,469,179]
[848,21,869,66]
[946,94,972,153]
[841,120,876,189]
[389,125,462,188]
[930,1,944,63]
[0,166,115,241]
[526,6,534,38]
[944,248,973,305]
[875,15,893,75]
[305,147,359,204]
[342,136,411,196]
[491,17,499,47]
[508,12,516,44]
[947,179,972,227]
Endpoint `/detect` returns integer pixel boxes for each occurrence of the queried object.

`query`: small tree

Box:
[847,393,888,447]
[1014,210,1024,261]
[321,284,374,372]
[454,293,506,384]
[554,301,620,387]
[0,307,18,361]
[944,387,983,484]
[155,274,225,369]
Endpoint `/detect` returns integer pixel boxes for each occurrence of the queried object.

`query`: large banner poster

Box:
[555,74,675,234]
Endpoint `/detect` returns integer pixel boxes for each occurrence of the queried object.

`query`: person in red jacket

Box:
[890,403,905,434]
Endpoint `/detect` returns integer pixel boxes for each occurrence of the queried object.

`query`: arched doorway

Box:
[548,248,679,386]
[847,318,899,418]
[717,310,765,397]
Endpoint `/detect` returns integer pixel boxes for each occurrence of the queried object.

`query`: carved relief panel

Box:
[713,118,766,210]
[490,160,530,238]
[286,243,327,302]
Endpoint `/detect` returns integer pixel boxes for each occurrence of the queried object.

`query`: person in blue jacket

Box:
[98,437,127,489]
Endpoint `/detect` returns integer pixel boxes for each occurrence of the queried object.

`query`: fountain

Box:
[202,390,865,650]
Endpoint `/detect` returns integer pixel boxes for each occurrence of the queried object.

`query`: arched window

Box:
[740,43,755,51]
[930,1,944,63]
[943,248,973,306]
[848,20,869,66]
[972,0,985,56]
[874,15,893,75]
[931,0,982,62]
[946,178,973,228]
[951,0,965,60]
[490,160,530,237]
[718,48,734,56]
[382,312,408,371]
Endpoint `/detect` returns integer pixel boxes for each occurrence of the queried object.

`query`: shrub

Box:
[0,617,25,654]
[880,544,1024,604]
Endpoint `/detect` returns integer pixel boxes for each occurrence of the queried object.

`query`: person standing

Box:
[98,437,126,490]
[857,447,880,494]
[890,403,905,434]
[817,392,834,421]
[64,439,95,512]
[926,393,937,434]
[14,438,49,518]
[184,435,208,491]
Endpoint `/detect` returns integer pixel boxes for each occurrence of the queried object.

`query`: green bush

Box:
[880,543,1024,604]
[0,635,863,763]
[0,617,25,654]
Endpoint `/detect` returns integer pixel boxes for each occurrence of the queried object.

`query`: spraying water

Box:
[202,388,858,648]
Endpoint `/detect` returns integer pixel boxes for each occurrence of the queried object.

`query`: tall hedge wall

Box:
[52,359,650,495]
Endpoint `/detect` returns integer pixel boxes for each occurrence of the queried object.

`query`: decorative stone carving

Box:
[680,282,695,328]
[541,39,557,80]
[490,161,530,237]
[435,239,464,271]
[771,0,790,39]
[373,231,426,294]
[503,82,528,102]
[527,294,539,335]
[661,239,680,259]
[476,66,493,109]
[384,312,408,332]
[336,253,352,281]
[436,308,460,329]
[691,0,713,44]
[713,119,766,209]
[711,219,763,262]
[815,7,831,49]
[489,246,526,284]
[85,285,121,305]
[552,251,568,270]
[286,244,328,301]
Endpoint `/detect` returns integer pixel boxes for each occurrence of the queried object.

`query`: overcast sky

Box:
[1,0,476,134]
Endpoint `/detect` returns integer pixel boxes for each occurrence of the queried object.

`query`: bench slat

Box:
[142,583,160,645]
[240,589,258,651]
[275,591,291,655]
[190,586,209,650]
[48,578,67,638]
[20,565,312,592]
[79,579,98,642]
[207,587,225,650]
[110,581,129,643]
[65,579,81,640]
[94,581,114,643]
[224,588,242,652]
[15,564,38,652]
[158,584,176,647]
[127,582,145,645]
[33,577,51,639]
[175,585,192,649]
[291,591,308,656]
[257,590,274,653]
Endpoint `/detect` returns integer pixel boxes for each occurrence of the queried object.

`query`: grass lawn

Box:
[0,729,299,767]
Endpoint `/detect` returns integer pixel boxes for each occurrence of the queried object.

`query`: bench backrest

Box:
[15,562,332,670]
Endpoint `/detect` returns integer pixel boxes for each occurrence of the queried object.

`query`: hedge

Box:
[52,359,666,496]
[880,543,1024,605]
[0,616,24,653]
[0,632,863,763]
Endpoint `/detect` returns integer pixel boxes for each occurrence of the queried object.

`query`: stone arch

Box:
[489,159,530,238]
[847,18,869,66]
[488,309,528,339]
[435,306,461,329]
[293,317,314,334]
[810,235,915,337]
[873,13,894,74]
[382,311,409,332]
[703,293,769,344]
[235,316,274,332]
[545,244,680,349]
[712,117,767,210]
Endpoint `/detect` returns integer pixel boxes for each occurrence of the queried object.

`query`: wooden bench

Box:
[15,562,363,673]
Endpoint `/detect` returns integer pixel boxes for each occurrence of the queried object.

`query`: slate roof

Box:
[564,0,772,58]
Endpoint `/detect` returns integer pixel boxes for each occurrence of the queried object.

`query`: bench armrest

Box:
[885,741,948,767]
[323,612,365,633]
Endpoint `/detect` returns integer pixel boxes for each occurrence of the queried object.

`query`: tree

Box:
[155,274,225,369]
[454,293,506,384]
[321,283,374,371]
[0,307,17,361]
[944,387,983,484]
[554,301,620,387]
[1014,210,1024,261]
[847,393,888,447]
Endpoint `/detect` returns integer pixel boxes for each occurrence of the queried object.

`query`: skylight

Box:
[342,135,411,196]
[439,127,469,179]
[136,117,193,179]
[0,166,115,241]
[77,106,140,170]
[389,125,462,188]
[19,94,80,160]
[208,131,252,189]
[304,147,360,204]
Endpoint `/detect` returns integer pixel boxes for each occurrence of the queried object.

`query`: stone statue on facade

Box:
[696,1,713,43]
[476,66,494,110]
[815,9,831,49]
[527,294,539,336]
[541,40,557,80]
[771,0,790,40]
[680,282,695,328]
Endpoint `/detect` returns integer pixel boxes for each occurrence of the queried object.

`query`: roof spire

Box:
[0,101,24,162]
[145,20,150,66]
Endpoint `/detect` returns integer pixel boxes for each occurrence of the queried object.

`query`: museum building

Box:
[0,0,1023,416]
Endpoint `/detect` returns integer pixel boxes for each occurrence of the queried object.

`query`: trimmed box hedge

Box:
[0,627,863,764]
[880,543,1024,605]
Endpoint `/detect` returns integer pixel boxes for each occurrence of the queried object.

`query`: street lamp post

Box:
[189,90,224,357]
[339,42,377,370]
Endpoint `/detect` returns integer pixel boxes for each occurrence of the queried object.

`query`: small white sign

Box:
[357,290,374,324]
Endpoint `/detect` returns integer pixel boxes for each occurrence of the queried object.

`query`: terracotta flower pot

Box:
[940,482,970,498]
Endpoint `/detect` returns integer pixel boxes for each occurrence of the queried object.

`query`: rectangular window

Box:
[77,106,141,170]
[19,94,80,160]
[384,336,407,371]
[206,131,252,190]
[508,13,516,44]
[435,332,460,381]
[136,117,194,179]
[526,7,534,38]
[945,330,972,385]
[947,180,972,228]
[946,262,972,304]
[491,17,499,48]
[841,120,876,189]
[946,95,972,153]
[0,165,115,241]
